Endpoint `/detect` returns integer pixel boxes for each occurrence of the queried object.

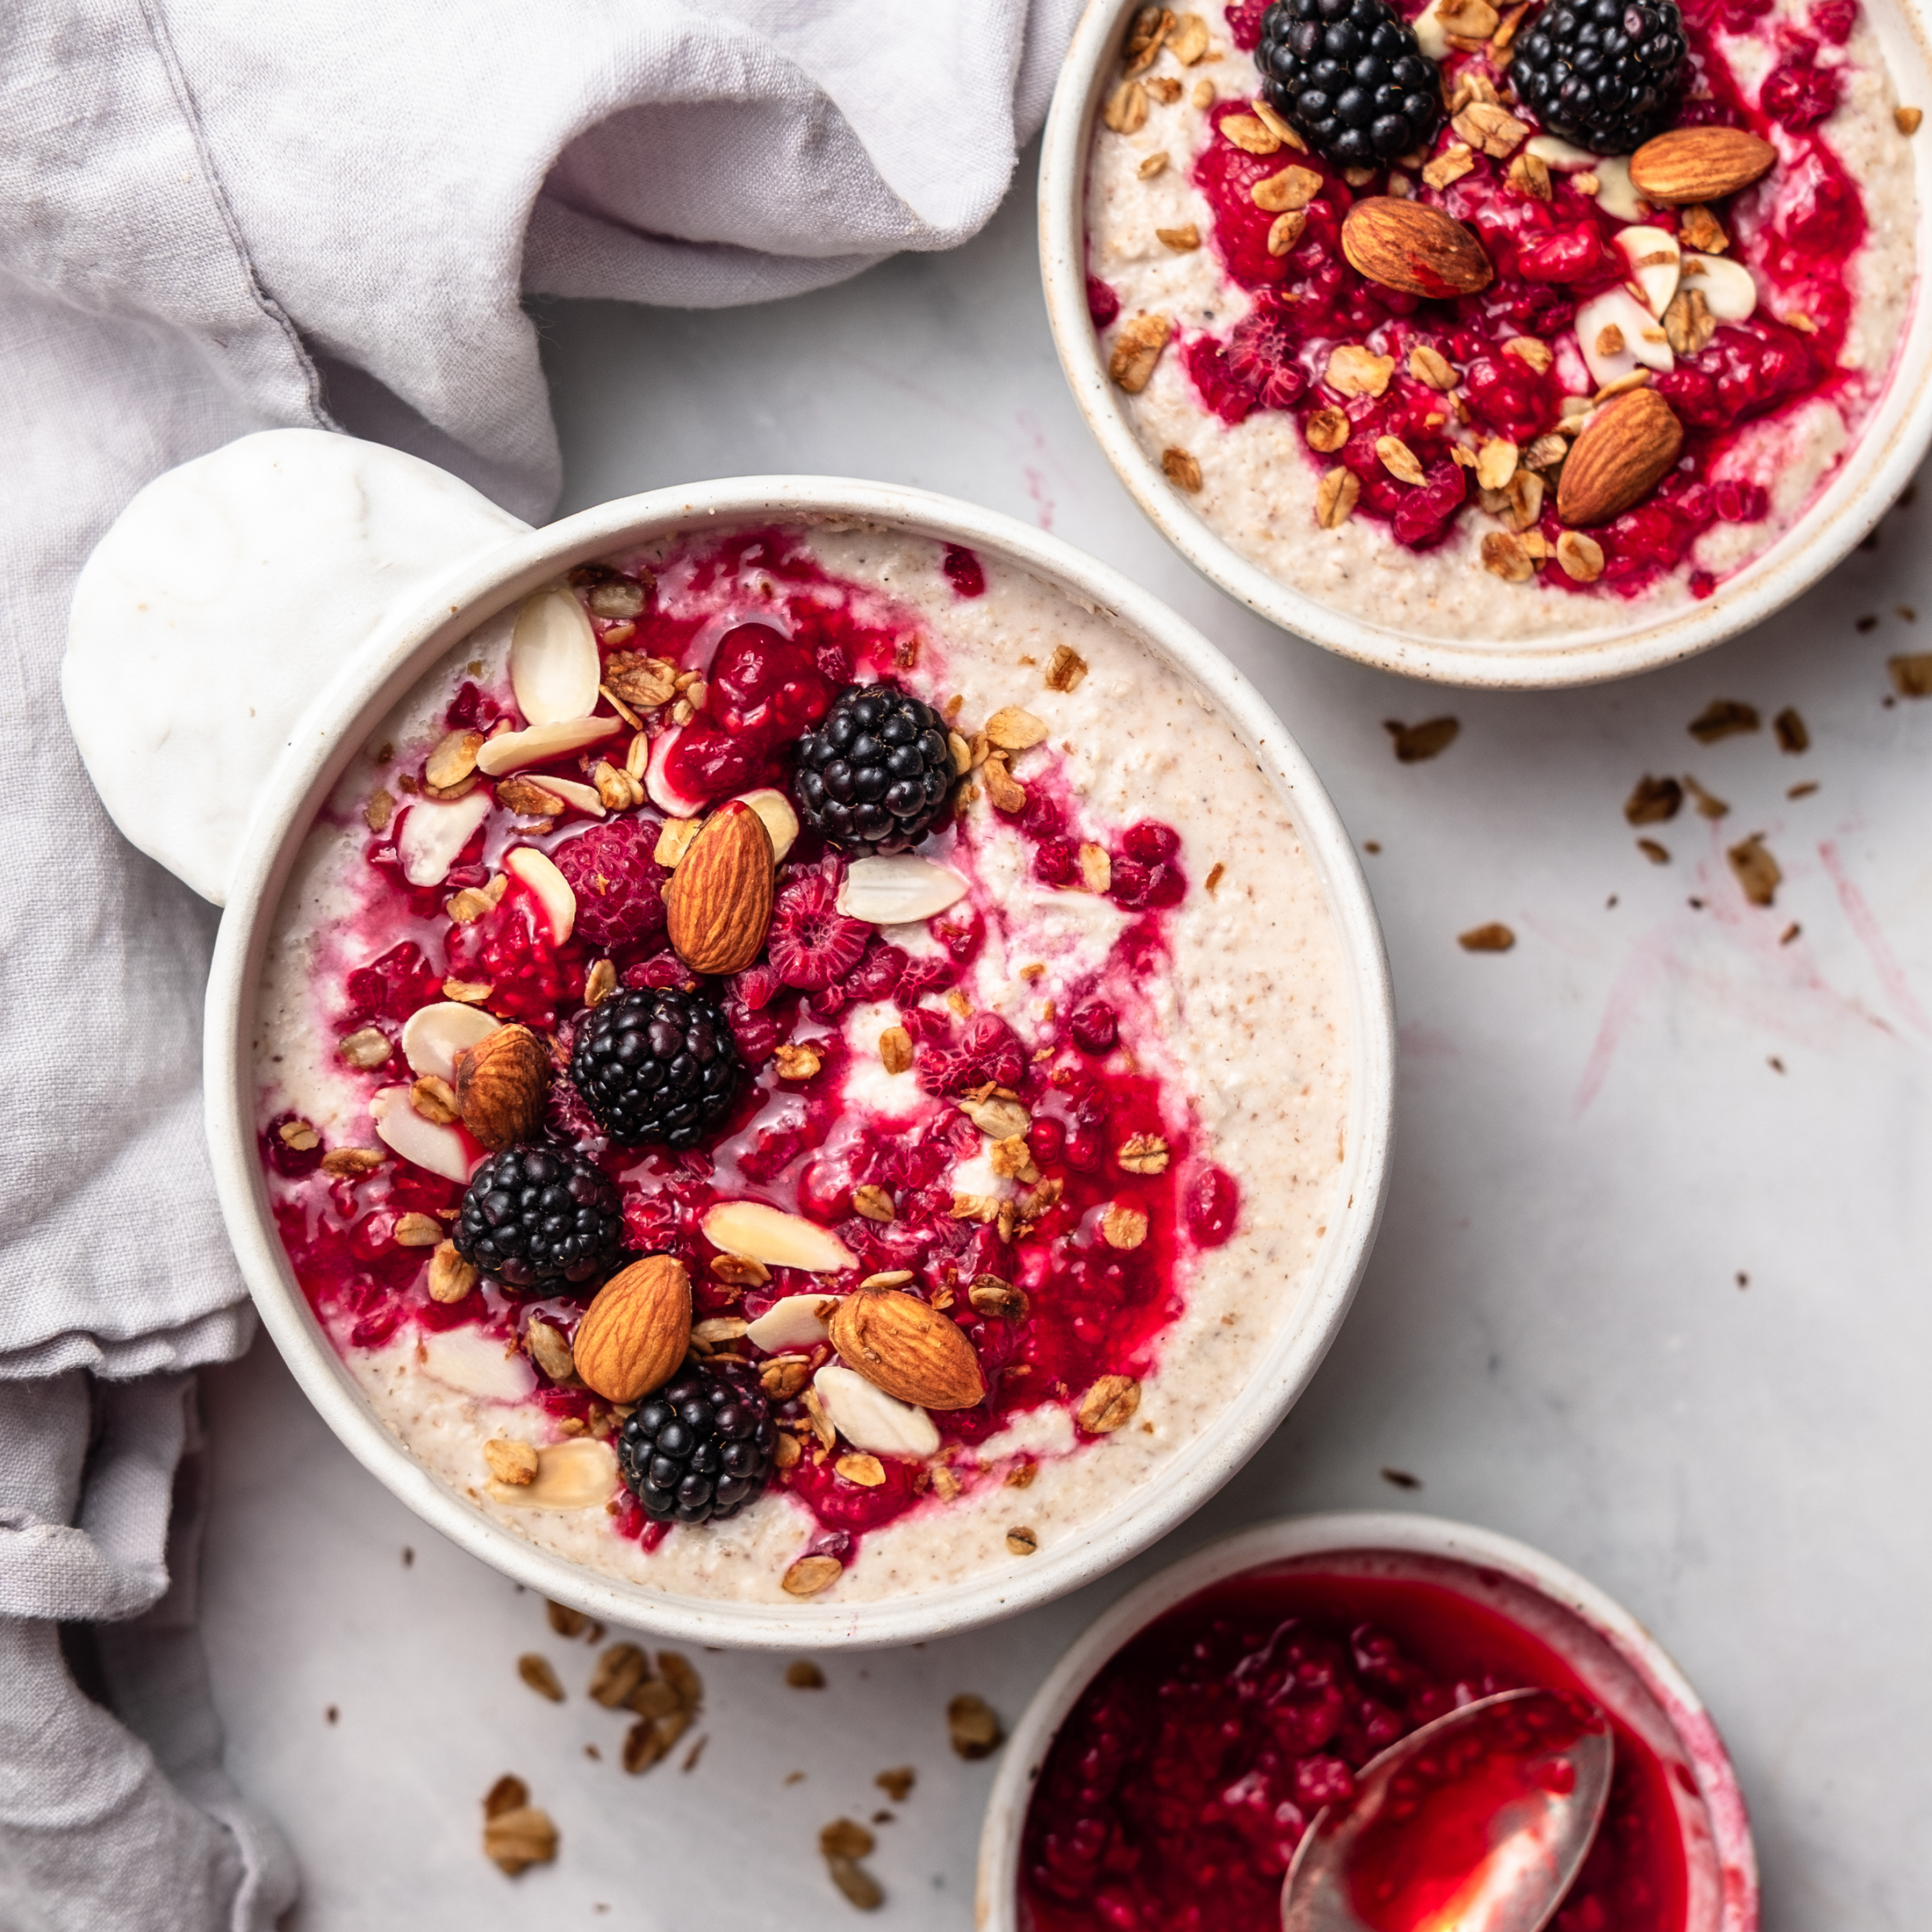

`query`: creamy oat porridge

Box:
[1085,0,1918,642]
[254,524,1351,1607]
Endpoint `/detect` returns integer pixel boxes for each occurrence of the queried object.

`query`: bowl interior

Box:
[1039,0,1932,688]
[205,478,1396,1649]
[976,1511,1757,1930]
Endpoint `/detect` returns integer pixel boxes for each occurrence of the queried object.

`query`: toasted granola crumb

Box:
[1683,774,1729,819]
[482,1796,557,1876]
[1101,1203,1150,1249]
[1384,717,1459,763]
[1108,312,1171,392]
[786,1661,826,1689]
[1728,835,1781,907]
[1898,105,1923,134]
[1773,706,1810,753]
[1117,1133,1170,1174]
[773,1042,822,1080]
[947,1694,1005,1761]
[1077,1375,1141,1433]
[319,1146,384,1178]
[1161,446,1204,491]
[1624,775,1683,824]
[875,1766,915,1802]
[517,1653,565,1703]
[363,787,394,832]
[1046,645,1088,692]
[1458,923,1516,952]
[1637,838,1670,864]
[1006,1525,1039,1556]
[1555,530,1605,582]
[486,1439,539,1486]
[783,1554,844,1597]
[1305,406,1350,452]
[1316,466,1360,528]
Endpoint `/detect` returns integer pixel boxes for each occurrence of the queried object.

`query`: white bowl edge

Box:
[1039,0,1932,690]
[972,1508,1761,1930]
[203,475,1397,1650]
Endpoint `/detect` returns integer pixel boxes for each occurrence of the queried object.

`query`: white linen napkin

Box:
[0,1,1078,1922]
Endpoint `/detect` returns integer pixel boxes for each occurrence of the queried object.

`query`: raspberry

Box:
[1071,1001,1119,1055]
[551,816,668,949]
[345,942,442,1026]
[767,869,870,989]
[1186,1166,1241,1247]
[917,1012,1027,1096]
[943,546,987,597]
[1761,52,1839,128]
[1086,275,1121,328]
[851,942,908,1002]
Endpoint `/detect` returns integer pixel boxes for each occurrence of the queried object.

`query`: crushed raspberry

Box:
[850,943,907,1001]
[1021,1570,1690,1932]
[1034,836,1082,887]
[894,953,957,1002]
[1185,1166,1241,1247]
[1224,303,1311,412]
[658,719,760,809]
[1110,822,1187,909]
[444,680,508,733]
[1071,1000,1118,1055]
[708,622,832,753]
[447,898,584,1030]
[917,1010,1027,1096]
[767,868,870,989]
[343,941,443,1026]
[1225,0,1270,47]
[1812,0,1856,39]
[943,545,987,597]
[551,816,668,949]
[1086,275,1121,329]
[1762,50,1841,127]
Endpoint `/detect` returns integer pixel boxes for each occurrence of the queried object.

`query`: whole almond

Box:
[1557,388,1685,527]
[452,1024,550,1150]
[828,1288,985,1411]
[663,801,774,975]
[572,1256,692,1402]
[1629,127,1776,204]
[1341,198,1492,298]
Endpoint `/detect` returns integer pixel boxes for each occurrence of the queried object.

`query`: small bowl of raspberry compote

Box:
[1044,0,1932,687]
[978,1511,1757,1932]
[68,434,1395,1649]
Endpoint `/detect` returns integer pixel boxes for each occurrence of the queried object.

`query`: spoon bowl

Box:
[1282,1689,1614,1932]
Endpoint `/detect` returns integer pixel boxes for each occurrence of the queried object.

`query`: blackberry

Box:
[1511,0,1687,155]
[570,985,742,1149]
[1257,0,1443,168]
[452,1145,624,1290]
[793,683,955,856]
[617,1360,778,1525]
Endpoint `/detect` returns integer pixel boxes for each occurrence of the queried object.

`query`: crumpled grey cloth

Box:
[0,0,1077,1922]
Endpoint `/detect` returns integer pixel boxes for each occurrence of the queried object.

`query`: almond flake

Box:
[1422,144,1476,189]
[1117,1133,1170,1174]
[852,1184,896,1223]
[1101,1203,1150,1249]
[878,1026,914,1075]
[1078,842,1113,892]
[1317,466,1361,528]
[1045,645,1088,692]
[1555,530,1605,581]
[1409,344,1459,390]
[1377,436,1426,485]
[1220,113,1282,155]
[1325,345,1394,397]
[1305,406,1349,452]
[691,1316,750,1348]
[773,1042,822,1080]
[1162,446,1204,491]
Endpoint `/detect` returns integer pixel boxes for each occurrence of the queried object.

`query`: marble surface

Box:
[199,139,1932,1930]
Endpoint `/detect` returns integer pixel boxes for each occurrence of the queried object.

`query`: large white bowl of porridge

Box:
[68,433,1394,1649]
[1042,0,1932,686]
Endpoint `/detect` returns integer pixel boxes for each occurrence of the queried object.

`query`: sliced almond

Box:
[701,1201,856,1274]
[401,1001,501,1084]
[837,855,969,925]
[510,587,601,725]
[476,716,622,777]
[398,791,491,888]
[812,1364,942,1459]
[745,1294,838,1352]
[369,1086,472,1185]
[503,845,576,946]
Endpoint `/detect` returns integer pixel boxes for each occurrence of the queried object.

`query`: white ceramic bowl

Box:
[977,1510,1759,1930]
[65,431,1396,1649]
[1039,0,1932,689]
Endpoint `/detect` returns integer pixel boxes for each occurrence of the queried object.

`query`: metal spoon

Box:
[1282,1687,1614,1932]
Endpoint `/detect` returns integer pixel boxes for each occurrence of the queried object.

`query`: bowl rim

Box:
[973,1507,1761,1929]
[1038,0,1932,690]
[203,474,1397,1650]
